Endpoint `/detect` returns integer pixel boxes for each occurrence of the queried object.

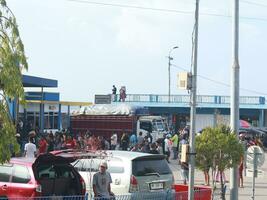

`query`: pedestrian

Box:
[110,133,118,150]
[15,133,22,156]
[129,132,137,149]
[24,137,37,158]
[38,135,48,155]
[171,132,179,159]
[180,160,189,185]
[147,132,153,143]
[204,166,211,186]
[93,161,114,199]
[119,86,126,102]
[215,168,226,183]
[143,136,150,153]
[65,135,76,149]
[99,136,106,150]
[112,85,117,102]
[120,132,129,151]
[149,143,159,154]
[131,144,140,152]
[137,132,144,144]
[55,134,65,150]
[104,138,110,150]
[239,155,244,188]
[47,132,55,152]
[163,134,172,163]
[179,134,188,154]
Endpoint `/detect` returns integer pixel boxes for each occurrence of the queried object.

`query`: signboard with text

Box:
[95,95,111,104]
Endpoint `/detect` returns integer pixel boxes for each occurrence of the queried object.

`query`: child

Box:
[180,161,189,185]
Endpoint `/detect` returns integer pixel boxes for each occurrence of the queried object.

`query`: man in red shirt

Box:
[38,135,48,155]
[65,135,76,149]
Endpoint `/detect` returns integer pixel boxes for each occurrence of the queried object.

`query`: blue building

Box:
[111,94,267,132]
[10,75,92,137]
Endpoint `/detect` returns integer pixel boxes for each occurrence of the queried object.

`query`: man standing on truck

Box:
[93,161,114,199]
[112,85,117,102]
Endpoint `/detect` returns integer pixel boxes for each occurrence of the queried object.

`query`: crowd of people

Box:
[20,126,190,158]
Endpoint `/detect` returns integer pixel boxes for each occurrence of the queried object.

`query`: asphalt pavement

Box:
[169,152,267,200]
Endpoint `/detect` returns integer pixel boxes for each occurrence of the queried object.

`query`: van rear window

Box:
[132,158,171,176]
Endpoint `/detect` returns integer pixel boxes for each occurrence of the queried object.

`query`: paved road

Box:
[169,152,267,200]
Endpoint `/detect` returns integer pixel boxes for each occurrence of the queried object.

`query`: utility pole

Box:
[230,0,240,199]
[168,46,178,103]
[188,0,199,199]
[168,56,172,103]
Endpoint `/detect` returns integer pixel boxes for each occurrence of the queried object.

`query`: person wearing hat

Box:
[93,161,114,199]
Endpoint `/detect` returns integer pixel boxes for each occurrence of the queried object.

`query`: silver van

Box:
[72,150,174,195]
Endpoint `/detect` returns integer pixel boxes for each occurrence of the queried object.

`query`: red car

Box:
[0,153,86,199]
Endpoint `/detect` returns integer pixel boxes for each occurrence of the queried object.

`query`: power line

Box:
[171,64,267,96]
[67,0,267,22]
[67,0,193,15]
[241,0,267,7]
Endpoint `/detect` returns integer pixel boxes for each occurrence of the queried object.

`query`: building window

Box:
[44,112,58,129]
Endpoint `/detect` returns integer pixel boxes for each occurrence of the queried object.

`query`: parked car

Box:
[72,150,174,195]
[0,153,86,199]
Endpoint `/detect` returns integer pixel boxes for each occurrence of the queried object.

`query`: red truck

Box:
[70,105,168,141]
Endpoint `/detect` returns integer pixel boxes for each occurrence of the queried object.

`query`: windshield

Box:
[153,120,167,131]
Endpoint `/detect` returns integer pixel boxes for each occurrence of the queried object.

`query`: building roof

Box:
[22,75,58,88]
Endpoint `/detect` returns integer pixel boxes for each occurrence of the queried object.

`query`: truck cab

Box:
[137,116,169,142]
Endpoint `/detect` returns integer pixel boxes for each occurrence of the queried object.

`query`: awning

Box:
[22,75,58,88]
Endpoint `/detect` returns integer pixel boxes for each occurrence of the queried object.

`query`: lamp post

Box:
[230,0,240,199]
[168,46,178,103]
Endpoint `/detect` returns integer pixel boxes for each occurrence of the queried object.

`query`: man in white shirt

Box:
[24,137,37,158]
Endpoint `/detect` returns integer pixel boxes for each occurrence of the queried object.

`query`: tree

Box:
[195,125,243,200]
[0,0,28,163]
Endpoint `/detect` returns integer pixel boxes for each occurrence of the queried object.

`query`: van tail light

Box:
[35,184,42,193]
[129,175,139,193]
[80,177,86,194]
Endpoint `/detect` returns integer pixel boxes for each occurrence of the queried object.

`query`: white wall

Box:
[195,114,214,132]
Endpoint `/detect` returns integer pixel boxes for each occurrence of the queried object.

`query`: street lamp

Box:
[168,46,179,103]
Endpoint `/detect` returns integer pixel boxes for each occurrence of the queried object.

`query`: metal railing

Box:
[114,94,265,105]
[0,189,216,200]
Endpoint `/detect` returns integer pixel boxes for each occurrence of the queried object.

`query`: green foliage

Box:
[0,103,19,163]
[196,125,243,172]
[0,1,27,163]
[195,125,244,199]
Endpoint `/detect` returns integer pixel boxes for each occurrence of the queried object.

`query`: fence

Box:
[114,94,265,105]
[0,190,216,200]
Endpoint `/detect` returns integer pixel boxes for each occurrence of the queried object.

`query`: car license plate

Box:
[150,182,164,190]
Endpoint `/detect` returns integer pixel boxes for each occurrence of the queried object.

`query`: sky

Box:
[7,0,267,102]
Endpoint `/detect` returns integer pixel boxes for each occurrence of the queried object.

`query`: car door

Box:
[0,164,13,198]
[9,164,33,198]
[107,159,128,195]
